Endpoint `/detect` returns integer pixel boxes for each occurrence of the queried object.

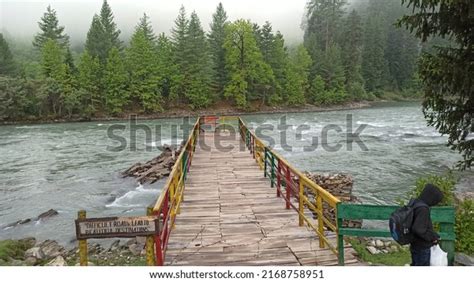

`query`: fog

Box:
[0,0,370,46]
[1,0,313,45]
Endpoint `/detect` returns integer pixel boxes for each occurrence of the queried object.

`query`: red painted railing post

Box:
[285,165,291,209]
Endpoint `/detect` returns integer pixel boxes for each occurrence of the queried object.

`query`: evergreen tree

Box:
[104,47,128,114]
[64,48,77,75]
[85,15,106,62]
[78,51,102,114]
[303,0,347,52]
[100,0,122,52]
[0,33,17,76]
[361,1,388,94]
[223,20,274,109]
[170,5,189,103]
[156,33,179,101]
[136,13,157,43]
[40,39,64,78]
[309,75,325,104]
[341,10,363,86]
[126,29,161,112]
[287,44,312,104]
[208,2,229,97]
[184,12,213,108]
[33,5,70,49]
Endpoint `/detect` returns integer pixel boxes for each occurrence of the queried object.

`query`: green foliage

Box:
[285,44,312,105]
[0,34,17,76]
[223,20,274,109]
[347,82,367,101]
[406,173,473,254]
[406,173,456,206]
[184,12,212,109]
[136,13,157,43]
[170,5,189,103]
[455,199,474,254]
[104,47,128,114]
[33,5,69,49]
[78,51,102,114]
[309,75,325,104]
[85,15,106,62]
[208,2,229,97]
[400,0,473,169]
[341,9,363,86]
[126,29,162,112]
[0,239,35,262]
[99,0,122,52]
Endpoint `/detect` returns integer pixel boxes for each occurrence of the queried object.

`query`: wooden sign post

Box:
[75,209,159,266]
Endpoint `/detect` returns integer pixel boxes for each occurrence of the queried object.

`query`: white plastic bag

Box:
[430,245,448,266]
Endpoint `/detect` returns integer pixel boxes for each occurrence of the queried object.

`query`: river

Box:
[0,102,471,246]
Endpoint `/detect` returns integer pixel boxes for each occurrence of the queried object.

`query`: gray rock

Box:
[19,237,36,247]
[37,209,59,220]
[136,236,146,245]
[107,240,120,252]
[375,240,384,248]
[25,247,44,259]
[455,253,474,266]
[366,246,380,255]
[46,256,66,266]
[384,241,392,247]
[369,240,376,247]
[390,245,399,253]
[37,240,65,259]
[25,257,37,266]
[129,243,143,256]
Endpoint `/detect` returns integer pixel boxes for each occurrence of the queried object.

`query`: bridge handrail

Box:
[238,117,341,255]
[152,117,200,265]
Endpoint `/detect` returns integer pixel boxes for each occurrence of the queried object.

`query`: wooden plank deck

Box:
[165,131,364,266]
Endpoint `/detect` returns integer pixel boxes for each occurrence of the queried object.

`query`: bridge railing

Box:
[152,117,200,265]
[238,117,341,255]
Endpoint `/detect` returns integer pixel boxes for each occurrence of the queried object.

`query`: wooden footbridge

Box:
[151,116,363,266]
[75,116,456,266]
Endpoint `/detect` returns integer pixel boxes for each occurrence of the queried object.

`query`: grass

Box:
[350,239,411,266]
[0,239,35,264]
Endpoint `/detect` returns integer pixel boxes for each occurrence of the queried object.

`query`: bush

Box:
[347,82,367,101]
[455,199,474,254]
[406,173,456,206]
[406,173,473,254]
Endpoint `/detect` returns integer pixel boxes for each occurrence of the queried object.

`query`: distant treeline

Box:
[0,0,429,121]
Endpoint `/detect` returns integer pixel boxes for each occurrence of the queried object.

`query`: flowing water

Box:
[0,102,471,246]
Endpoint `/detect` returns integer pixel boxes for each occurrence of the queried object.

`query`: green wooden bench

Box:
[336,203,456,266]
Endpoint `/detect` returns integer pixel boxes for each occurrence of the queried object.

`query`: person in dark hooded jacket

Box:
[410,183,444,266]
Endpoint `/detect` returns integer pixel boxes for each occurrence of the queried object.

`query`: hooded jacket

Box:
[411,184,444,250]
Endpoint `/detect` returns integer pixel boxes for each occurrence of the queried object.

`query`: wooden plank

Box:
[163,131,360,266]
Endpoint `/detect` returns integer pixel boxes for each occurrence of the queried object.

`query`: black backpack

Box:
[389,199,428,245]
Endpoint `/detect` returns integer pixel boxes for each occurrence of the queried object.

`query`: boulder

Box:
[25,257,37,266]
[455,253,474,266]
[107,240,121,252]
[366,246,379,255]
[46,256,67,266]
[37,209,59,220]
[375,240,384,248]
[129,243,144,256]
[37,240,65,259]
[25,247,44,260]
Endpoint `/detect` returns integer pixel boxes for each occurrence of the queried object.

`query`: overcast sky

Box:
[0,0,317,45]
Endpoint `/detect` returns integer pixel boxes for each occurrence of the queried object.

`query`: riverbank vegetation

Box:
[0,0,424,122]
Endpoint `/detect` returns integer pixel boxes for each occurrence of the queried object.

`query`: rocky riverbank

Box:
[0,237,148,266]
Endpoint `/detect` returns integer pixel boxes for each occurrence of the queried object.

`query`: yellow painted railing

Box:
[238,117,341,255]
[152,117,200,265]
